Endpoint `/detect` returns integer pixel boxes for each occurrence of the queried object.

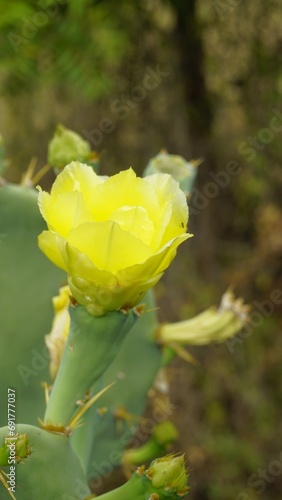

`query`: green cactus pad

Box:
[0,424,90,499]
[0,184,65,426]
[77,292,163,479]
[44,306,138,427]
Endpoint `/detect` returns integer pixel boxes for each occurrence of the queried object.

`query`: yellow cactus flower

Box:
[38,162,191,316]
[45,286,71,379]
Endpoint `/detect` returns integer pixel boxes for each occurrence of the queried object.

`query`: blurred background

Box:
[0,1,282,498]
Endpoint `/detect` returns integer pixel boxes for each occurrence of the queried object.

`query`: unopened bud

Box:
[48,124,92,170]
[148,454,189,496]
[144,150,199,196]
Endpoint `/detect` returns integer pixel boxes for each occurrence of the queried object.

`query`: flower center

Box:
[109,206,154,246]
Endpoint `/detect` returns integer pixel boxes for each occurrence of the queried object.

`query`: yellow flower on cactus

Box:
[37,162,191,315]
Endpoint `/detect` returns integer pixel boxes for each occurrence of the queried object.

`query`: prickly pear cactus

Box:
[0,183,65,426]
[0,129,249,499]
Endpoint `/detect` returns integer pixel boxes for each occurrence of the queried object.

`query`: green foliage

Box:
[0,0,129,98]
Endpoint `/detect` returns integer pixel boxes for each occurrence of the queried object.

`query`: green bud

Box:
[48,124,92,170]
[13,433,31,460]
[152,421,179,446]
[148,455,188,494]
[98,454,189,500]
[0,433,31,466]
[144,150,199,196]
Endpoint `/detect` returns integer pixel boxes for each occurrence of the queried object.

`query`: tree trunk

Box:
[170,0,217,278]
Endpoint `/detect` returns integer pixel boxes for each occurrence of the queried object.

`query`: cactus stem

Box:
[39,382,116,436]
[68,382,116,431]
[44,307,137,426]
[97,455,189,500]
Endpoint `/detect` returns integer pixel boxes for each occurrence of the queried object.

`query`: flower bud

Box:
[0,433,31,466]
[45,286,71,380]
[152,421,179,446]
[48,124,92,170]
[98,454,189,499]
[144,150,199,196]
[147,454,189,496]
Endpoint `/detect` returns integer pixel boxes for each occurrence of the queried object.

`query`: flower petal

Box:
[145,174,189,247]
[38,230,68,272]
[87,168,160,223]
[110,205,154,246]
[38,190,93,236]
[51,161,104,200]
[119,233,192,284]
[66,221,153,273]
[65,242,118,285]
